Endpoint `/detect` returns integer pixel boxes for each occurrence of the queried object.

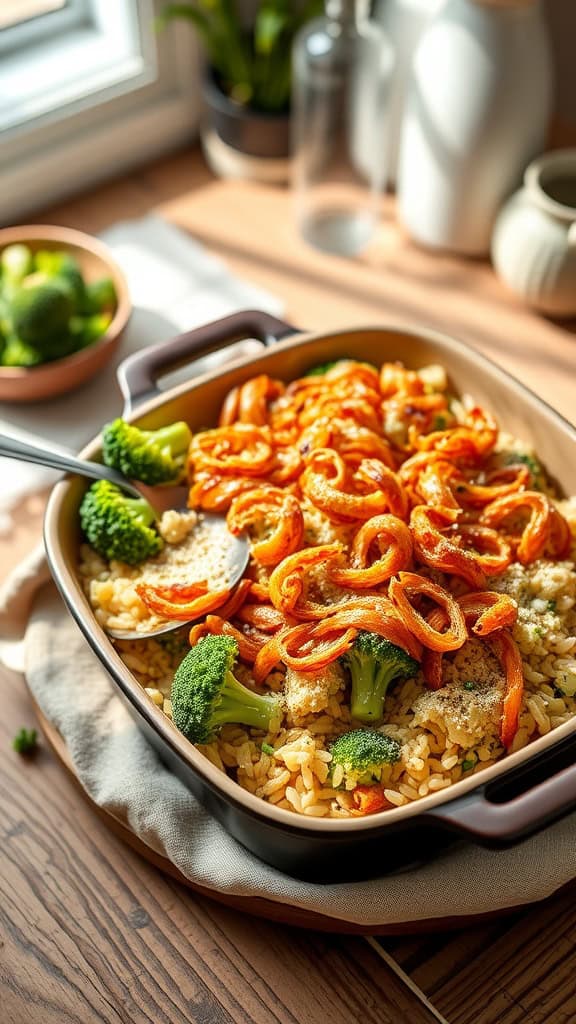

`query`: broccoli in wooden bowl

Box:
[0,225,131,402]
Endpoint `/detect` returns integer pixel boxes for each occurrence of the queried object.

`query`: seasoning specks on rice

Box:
[79,510,232,635]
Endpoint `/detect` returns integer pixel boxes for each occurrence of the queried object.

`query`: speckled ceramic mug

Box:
[491,149,576,318]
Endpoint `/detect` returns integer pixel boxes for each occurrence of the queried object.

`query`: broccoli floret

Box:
[305,359,377,376]
[342,632,419,724]
[34,250,86,310]
[83,277,117,313]
[12,727,38,754]
[0,249,110,364]
[9,273,73,348]
[36,330,82,362]
[171,635,282,744]
[69,312,112,348]
[305,360,343,376]
[79,480,163,565]
[1,336,43,367]
[102,417,192,484]
[330,729,401,787]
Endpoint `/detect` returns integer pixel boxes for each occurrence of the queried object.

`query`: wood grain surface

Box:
[2,667,442,1024]
[2,144,576,1024]
[384,895,576,1024]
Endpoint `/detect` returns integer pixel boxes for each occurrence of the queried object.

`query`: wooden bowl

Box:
[0,224,131,402]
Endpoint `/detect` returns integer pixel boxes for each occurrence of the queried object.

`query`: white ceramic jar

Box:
[491,149,576,318]
[397,0,553,255]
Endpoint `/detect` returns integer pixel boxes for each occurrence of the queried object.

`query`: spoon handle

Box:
[0,432,141,498]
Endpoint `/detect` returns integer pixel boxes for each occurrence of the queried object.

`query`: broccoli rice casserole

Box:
[78,359,576,820]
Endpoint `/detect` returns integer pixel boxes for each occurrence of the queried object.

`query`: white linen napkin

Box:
[2,546,575,927]
[0,214,284,534]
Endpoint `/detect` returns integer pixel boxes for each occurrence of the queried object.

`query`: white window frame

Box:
[0,0,202,223]
[0,1,90,55]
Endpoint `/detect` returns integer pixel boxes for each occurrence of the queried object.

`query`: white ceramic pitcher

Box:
[373,0,446,187]
[491,149,576,318]
[397,0,553,255]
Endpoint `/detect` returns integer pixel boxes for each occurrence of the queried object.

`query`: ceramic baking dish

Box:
[44,310,576,882]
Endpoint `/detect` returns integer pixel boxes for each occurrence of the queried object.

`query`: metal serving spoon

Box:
[0,432,250,641]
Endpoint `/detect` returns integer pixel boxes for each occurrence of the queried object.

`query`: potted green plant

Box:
[159,1,323,181]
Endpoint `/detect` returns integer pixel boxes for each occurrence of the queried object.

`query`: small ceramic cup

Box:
[491,149,576,318]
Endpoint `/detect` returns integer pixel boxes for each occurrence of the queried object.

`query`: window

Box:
[0,1,71,36]
[0,0,201,222]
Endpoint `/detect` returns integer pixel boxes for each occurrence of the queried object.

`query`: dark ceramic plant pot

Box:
[200,66,291,182]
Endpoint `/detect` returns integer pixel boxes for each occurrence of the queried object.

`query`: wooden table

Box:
[2,146,576,1024]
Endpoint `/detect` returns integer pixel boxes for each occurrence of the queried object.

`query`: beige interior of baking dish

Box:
[44,323,576,832]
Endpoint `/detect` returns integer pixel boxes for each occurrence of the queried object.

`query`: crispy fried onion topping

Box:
[227,487,304,566]
[330,514,413,588]
[301,449,408,522]
[174,360,572,763]
[388,571,467,652]
[136,581,229,621]
[481,492,571,564]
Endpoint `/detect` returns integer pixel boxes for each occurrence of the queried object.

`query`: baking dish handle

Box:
[425,754,576,844]
[118,310,299,415]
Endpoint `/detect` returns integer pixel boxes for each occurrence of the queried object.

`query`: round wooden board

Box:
[32,698,576,935]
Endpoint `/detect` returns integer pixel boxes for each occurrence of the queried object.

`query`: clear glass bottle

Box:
[292,0,394,256]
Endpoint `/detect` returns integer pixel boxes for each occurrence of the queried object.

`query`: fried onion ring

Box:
[136,582,230,622]
[301,450,408,522]
[481,491,554,565]
[330,514,413,588]
[189,423,275,477]
[188,615,263,662]
[410,505,487,588]
[268,542,344,619]
[388,572,467,651]
[227,487,304,566]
